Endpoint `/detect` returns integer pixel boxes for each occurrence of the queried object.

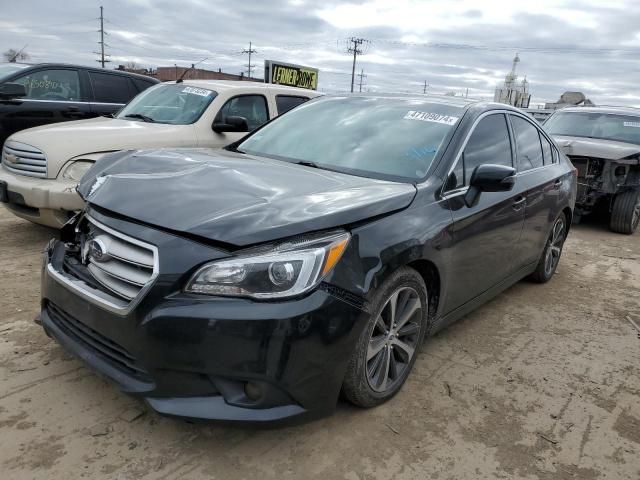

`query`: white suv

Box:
[0,80,320,227]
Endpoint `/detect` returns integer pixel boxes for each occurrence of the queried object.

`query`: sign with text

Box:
[265,60,319,90]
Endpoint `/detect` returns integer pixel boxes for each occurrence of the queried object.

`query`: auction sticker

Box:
[623,121,640,128]
[404,111,459,125]
[182,86,212,97]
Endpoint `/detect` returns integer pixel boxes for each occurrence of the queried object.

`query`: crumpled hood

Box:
[552,135,640,160]
[78,148,417,246]
[9,117,197,177]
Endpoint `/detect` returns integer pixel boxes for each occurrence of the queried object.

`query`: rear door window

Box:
[215,95,269,131]
[88,72,135,104]
[13,69,81,101]
[132,77,156,93]
[511,115,544,172]
[275,95,309,115]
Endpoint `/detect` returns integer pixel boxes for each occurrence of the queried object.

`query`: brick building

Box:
[116,64,262,83]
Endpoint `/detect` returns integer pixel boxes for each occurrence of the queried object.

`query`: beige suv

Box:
[0,80,320,227]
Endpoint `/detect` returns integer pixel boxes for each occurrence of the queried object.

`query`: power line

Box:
[242,41,257,78]
[346,37,369,93]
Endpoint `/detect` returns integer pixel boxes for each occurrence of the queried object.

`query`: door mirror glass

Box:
[0,82,26,99]
[464,164,516,207]
[212,115,249,133]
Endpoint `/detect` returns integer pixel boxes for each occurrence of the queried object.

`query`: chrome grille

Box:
[2,140,47,177]
[83,217,157,303]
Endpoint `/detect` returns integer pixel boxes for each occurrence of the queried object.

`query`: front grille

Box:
[46,302,151,380]
[82,216,157,303]
[2,140,47,178]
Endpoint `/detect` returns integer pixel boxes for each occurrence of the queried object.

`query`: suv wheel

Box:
[610,189,640,234]
[342,267,428,408]
[530,213,567,283]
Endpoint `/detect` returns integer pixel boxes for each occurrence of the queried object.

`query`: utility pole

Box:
[347,37,368,93]
[242,42,257,79]
[423,81,429,94]
[94,6,110,68]
[357,69,367,93]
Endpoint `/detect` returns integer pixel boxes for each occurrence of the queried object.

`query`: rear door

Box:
[442,112,527,312]
[0,67,89,140]
[87,71,137,117]
[509,113,567,265]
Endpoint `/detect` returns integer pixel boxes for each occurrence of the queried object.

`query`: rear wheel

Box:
[342,267,428,408]
[609,189,640,234]
[530,213,567,283]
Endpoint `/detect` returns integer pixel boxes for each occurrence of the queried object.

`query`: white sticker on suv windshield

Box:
[182,86,212,97]
[623,121,640,128]
[404,111,459,125]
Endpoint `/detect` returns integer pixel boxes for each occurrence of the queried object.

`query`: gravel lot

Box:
[0,204,638,480]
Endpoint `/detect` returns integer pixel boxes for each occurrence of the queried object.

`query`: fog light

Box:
[244,381,263,401]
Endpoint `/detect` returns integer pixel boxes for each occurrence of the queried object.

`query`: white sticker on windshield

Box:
[623,121,640,128]
[404,111,459,125]
[182,86,212,97]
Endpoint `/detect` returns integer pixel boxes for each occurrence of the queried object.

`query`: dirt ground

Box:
[0,205,638,480]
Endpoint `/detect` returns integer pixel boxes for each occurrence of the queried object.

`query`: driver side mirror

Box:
[212,115,249,133]
[464,164,516,207]
[0,82,26,100]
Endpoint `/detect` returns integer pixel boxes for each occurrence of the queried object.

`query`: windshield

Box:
[117,83,217,124]
[545,111,640,146]
[0,63,30,81]
[238,96,463,182]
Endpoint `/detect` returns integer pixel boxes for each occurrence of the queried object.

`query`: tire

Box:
[609,189,640,234]
[342,267,428,408]
[530,212,568,283]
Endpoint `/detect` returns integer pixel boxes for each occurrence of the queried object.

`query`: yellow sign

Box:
[266,61,318,90]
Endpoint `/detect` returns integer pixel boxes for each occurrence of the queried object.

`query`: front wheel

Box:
[342,267,428,408]
[609,189,640,234]
[530,213,567,283]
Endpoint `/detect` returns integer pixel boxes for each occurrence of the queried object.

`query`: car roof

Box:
[556,105,640,117]
[174,79,321,96]
[4,62,160,82]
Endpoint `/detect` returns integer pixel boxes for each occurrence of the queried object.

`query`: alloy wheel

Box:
[366,287,422,393]
[544,217,565,277]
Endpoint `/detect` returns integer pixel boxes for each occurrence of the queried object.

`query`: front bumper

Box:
[0,165,83,227]
[41,238,367,425]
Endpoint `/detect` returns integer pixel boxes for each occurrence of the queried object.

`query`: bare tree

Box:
[3,48,30,63]
[125,60,139,71]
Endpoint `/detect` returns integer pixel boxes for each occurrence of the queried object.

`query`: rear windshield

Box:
[545,112,640,146]
[116,83,217,125]
[239,96,463,182]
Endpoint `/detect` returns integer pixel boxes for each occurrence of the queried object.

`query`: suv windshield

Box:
[238,96,463,182]
[117,84,217,125]
[545,111,640,146]
[0,63,30,81]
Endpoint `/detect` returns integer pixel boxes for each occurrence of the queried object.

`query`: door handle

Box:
[553,179,562,190]
[66,106,80,112]
[513,196,526,210]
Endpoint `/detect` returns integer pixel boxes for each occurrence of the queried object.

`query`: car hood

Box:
[552,135,640,160]
[78,148,417,246]
[9,117,197,177]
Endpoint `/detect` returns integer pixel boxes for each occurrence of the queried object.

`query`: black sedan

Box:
[39,95,577,424]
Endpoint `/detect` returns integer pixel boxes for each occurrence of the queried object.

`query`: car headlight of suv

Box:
[185,232,350,299]
[62,160,94,182]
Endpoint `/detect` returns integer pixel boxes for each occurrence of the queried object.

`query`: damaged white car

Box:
[545,106,640,234]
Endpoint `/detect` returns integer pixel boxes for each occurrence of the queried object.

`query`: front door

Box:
[442,112,527,314]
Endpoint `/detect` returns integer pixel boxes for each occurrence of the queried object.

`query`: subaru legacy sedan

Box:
[39,95,576,424]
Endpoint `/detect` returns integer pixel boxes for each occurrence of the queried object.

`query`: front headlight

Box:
[62,160,94,182]
[185,232,350,299]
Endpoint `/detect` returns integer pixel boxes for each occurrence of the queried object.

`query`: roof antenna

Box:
[176,57,208,83]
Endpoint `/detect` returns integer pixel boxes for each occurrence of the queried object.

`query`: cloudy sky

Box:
[2,0,640,106]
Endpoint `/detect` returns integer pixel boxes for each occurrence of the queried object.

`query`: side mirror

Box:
[0,82,26,100]
[464,164,516,207]
[212,116,249,133]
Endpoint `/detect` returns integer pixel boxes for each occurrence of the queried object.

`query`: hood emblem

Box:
[82,238,109,264]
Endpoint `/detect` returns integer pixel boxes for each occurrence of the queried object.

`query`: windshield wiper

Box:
[123,113,155,123]
[295,160,320,169]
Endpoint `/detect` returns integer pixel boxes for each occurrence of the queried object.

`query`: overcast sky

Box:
[2,0,640,106]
